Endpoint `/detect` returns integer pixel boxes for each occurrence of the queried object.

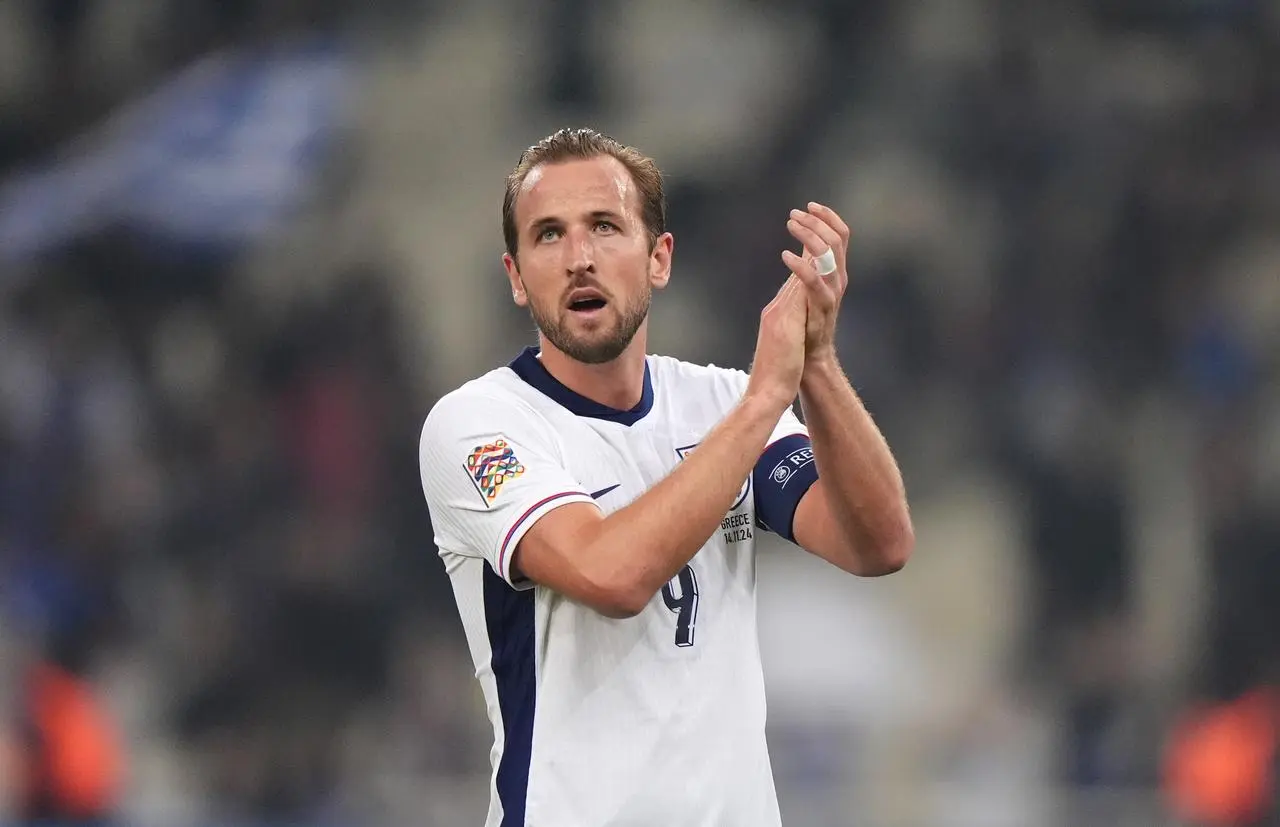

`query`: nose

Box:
[564,226,596,276]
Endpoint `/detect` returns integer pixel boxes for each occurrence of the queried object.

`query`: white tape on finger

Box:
[814,248,837,276]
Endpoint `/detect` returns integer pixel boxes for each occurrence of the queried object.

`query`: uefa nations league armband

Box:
[751,434,819,543]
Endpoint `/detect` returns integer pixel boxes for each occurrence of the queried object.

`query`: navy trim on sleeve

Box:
[752,434,819,544]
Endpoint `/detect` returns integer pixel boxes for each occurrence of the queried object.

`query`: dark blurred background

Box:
[0,1,1277,825]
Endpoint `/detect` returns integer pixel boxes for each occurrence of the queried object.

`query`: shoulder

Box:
[420,368,550,446]
[647,353,750,400]
[422,371,505,428]
[647,353,748,386]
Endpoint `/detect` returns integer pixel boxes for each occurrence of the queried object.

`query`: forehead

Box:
[516,156,639,224]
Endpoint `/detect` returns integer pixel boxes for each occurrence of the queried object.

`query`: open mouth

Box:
[567,290,608,313]
[569,298,607,311]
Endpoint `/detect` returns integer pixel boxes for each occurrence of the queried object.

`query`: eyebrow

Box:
[527,210,626,235]
[528,216,562,236]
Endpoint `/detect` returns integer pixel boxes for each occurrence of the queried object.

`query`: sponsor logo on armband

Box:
[769,445,814,488]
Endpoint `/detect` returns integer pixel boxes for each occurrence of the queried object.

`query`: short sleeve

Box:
[419,388,595,588]
[751,405,818,544]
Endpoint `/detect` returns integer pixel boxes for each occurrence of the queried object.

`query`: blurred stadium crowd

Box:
[0,1,1277,825]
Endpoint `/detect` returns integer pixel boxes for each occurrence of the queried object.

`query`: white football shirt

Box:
[418,347,820,827]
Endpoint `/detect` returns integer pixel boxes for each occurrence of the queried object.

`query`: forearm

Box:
[799,356,912,568]
[588,392,784,600]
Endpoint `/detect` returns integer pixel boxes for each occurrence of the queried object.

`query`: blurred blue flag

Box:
[0,35,351,262]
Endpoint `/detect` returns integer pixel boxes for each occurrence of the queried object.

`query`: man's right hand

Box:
[747,275,809,413]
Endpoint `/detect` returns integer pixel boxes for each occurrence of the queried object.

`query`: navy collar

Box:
[508,346,654,425]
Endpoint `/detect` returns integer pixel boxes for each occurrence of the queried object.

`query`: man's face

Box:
[504,156,671,365]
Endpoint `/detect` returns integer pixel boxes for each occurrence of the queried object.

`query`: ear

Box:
[649,232,674,290]
[503,253,528,307]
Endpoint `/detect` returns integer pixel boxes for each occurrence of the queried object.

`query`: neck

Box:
[536,329,648,411]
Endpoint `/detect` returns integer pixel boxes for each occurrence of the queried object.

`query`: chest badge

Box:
[674,442,752,513]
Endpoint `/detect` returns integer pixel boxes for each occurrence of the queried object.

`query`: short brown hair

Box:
[502,128,667,261]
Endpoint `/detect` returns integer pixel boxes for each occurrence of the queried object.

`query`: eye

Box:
[537,227,562,243]
[593,220,618,234]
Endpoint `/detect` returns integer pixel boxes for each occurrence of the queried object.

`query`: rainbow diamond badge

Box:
[465,437,525,505]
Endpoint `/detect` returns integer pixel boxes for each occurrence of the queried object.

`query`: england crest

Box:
[675,442,751,510]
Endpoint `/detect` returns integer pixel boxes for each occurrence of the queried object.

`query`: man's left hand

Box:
[781,202,850,367]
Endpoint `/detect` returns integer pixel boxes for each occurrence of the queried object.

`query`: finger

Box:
[764,273,799,312]
[789,208,842,254]
[780,273,806,307]
[763,278,789,311]
[782,250,834,303]
[779,276,809,317]
[807,202,850,243]
[804,204,851,294]
[781,250,819,289]
[786,217,834,262]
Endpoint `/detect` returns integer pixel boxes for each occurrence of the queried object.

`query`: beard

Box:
[527,285,651,365]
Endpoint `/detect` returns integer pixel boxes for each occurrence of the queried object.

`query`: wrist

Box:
[741,385,796,422]
[801,349,842,389]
